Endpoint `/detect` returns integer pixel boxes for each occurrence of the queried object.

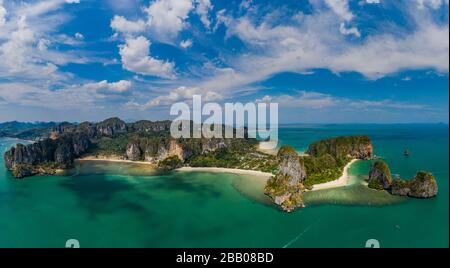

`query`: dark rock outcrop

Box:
[4,133,90,178]
[12,164,38,178]
[390,178,411,196]
[368,161,438,199]
[368,160,393,190]
[408,171,438,198]
[277,146,307,186]
[51,122,77,136]
[265,145,307,212]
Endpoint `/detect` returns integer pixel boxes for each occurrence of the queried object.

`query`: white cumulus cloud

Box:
[256,91,427,110]
[145,0,194,41]
[195,0,213,29]
[325,0,353,21]
[110,15,146,34]
[180,39,193,48]
[119,36,176,79]
[85,80,132,93]
[416,0,449,9]
[126,86,221,109]
[0,0,7,27]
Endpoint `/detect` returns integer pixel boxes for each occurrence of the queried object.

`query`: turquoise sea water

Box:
[0,124,448,248]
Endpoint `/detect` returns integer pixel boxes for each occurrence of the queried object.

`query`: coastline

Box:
[76,156,273,179]
[75,156,357,191]
[176,167,274,179]
[76,156,156,166]
[310,159,358,191]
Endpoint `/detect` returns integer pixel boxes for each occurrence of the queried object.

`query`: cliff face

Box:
[307,136,373,160]
[95,117,127,137]
[265,146,307,212]
[390,179,411,196]
[277,146,307,186]
[368,160,393,190]
[123,137,238,164]
[128,120,171,133]
[126,139,192,163]
[4,133,90,178]
[51,122,78,137]
[200,138,232,153]
[368,160,438,198]
[391,171,438,198]
[409,172,438,198]
[126,141,142,161]
[50,119,122,139]
[4,117,250,178]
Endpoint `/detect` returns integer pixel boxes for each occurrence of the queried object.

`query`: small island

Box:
[2,117,438,212]
[367,160,438,198]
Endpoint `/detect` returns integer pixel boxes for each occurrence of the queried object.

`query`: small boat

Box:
[404,149,410,157]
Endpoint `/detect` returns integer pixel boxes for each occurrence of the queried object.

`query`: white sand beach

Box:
[77,157,273,179]
[76,156,357,191]
[176,167,274,179]
[77,156,156,166]
[310,159,358,191]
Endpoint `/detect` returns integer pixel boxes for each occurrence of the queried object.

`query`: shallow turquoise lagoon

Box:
[0,124,448,247]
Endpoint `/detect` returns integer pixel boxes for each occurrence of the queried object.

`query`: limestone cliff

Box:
[125,141,142,161]
[307,135,373,160]
[368,160,393,190]
[127,120,171,133]
[4,133,90,178]
[265,146,307,212]
[95,117,127,137]
[408,171,438,198]
[5,117,248,178]
[277,146,307,186]
[391,171,438,198]
[368,160,438,198]
[127,139,191,164]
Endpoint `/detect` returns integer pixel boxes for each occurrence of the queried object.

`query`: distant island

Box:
[1,117,438,212]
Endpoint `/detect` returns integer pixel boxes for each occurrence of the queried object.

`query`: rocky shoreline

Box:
[2,117,439,212]
[265,136,373,212]
[367,160,438,198]
[2,117,275,178]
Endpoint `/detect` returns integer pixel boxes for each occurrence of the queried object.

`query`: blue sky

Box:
[0,0,448,123]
